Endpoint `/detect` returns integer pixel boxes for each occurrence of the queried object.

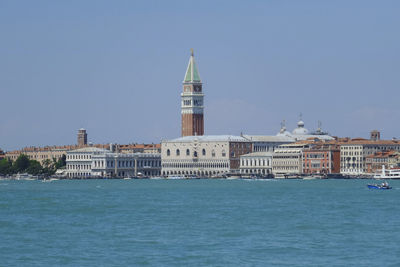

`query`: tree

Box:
[42,159,55,176]
[55,155,66,169]
[26,160,42,175]
[0,158,13,175]
[13,154,30,173]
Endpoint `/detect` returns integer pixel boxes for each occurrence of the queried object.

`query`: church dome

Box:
[292,120,309,135]
[277,121,292,137]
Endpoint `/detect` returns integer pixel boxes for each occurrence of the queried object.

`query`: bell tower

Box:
[181,49,204,137]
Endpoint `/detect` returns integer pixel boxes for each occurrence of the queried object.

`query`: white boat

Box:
[373,165,400,179]
[14,173,36,180]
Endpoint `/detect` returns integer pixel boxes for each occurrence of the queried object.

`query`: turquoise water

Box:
[1,179,399,266]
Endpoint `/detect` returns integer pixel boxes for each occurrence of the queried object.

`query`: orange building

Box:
[303,145,340,175]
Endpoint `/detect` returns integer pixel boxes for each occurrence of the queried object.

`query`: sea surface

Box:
[1,179,399,266]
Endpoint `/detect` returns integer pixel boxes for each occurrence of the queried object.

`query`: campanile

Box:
[181,49,204,137]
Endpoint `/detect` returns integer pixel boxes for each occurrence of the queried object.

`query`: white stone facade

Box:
[66,147,161,178]
[239,152,273,176]
[91,153,161,178]
[66,147,109,178]
[161,135,252,177]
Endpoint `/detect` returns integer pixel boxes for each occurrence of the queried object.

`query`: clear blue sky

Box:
[1,0,399,151]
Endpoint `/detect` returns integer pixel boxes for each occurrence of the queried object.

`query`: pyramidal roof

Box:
[183,49,201,83]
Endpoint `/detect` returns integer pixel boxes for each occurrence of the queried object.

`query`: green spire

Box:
[184,49,201,83]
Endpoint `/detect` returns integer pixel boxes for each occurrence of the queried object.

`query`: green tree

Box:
[42,159,52,170]
[55,155,66,169]
[0,158,13,175]
[26,160,42,175]
[41,159,54,176]
[13,154,30,173]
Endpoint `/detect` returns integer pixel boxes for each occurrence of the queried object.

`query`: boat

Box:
[166,175,185,179]
[14,173,37,180]
[303,174,324,180]
[367,183,392,190]
[373,165,400,179]
[41,177,59,182]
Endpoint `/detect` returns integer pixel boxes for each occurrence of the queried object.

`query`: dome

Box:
[277,130,292,137]
[292,120,309,135]
[277,123,292,137]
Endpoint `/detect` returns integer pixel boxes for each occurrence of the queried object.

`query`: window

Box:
[176,149,180,156]
[212,150,216,157]
[194,151,198,157]
[222,150,226,157]
[186,149,190,156]
[202,149,206,156]
[167,149,170,156]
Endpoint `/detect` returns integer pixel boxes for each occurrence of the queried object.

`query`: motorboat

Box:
[367,182,392,190]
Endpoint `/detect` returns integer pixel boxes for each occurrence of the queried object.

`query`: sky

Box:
[1,0,399,151]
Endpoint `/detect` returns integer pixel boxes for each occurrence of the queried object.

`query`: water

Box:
[1,179,399,266]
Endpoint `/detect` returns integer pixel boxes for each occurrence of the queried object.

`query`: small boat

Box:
[367,183,392,190]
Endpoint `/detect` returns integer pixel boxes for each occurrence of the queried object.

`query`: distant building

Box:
[239,152,273,176]
[365,151,400,174]
[303,144,340,175]
[272,143,308,178]
[242,135,294,152]
[118,143,161,154]
[66,147,161,178]
[181,49,204,137]
[340,139,400,175]
[161,135,252,177]
[5,145,80,164]
[66,147,109,178]
[0,149,5,160]
[370,130,381,141]
[276,119,334,141]
[77,128,88,147]
[91,152,161,178]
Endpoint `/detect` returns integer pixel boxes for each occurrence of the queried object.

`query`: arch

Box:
[167,149,170,156]
[202,149,206,156]
[176,149,180,156]
[186,149,190,156]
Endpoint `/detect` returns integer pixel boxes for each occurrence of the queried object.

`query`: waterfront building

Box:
[6,145,79,165]
[340,138,400,175]
[239,152,273,176]
[272,143,311,178]
[91,152,161,178]
[242,135,294,152]
[66,147,110,178]
[303,144,340,175]
[181,49,204,137]
[365,151,400,174]
[77,128,88,147]
[66,147,161,178]
[118,143,161,154]
[161,135,252,177]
